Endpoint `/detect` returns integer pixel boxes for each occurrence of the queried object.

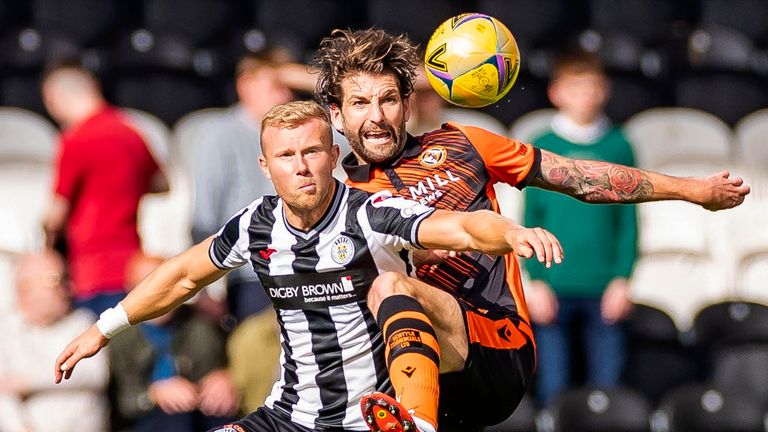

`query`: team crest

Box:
[418,146,447,167]
[215,425,245,432]
[331,235,355,265]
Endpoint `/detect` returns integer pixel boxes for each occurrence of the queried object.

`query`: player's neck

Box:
[283,181,338,232]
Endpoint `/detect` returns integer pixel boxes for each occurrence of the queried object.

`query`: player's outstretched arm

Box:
[54,237,227,383]
[530,149,750,211]
[417,209,563,267]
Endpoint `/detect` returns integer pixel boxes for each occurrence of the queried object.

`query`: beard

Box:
[344,120,408,164]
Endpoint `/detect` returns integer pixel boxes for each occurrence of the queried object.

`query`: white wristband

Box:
[96,304,131,339]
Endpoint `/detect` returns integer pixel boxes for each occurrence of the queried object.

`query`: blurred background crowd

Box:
[1,0,767,431]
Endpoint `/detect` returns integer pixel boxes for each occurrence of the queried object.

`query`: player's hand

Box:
[699,170,750,211]
[148,376,200,414]
[199,369,240,417]
[507,227,563,268]
[526,280,559,325]
[54,324,110,383]
[601,278,633,324]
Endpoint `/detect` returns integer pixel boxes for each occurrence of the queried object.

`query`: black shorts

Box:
[207,407,314,432]
[437,300,536,432]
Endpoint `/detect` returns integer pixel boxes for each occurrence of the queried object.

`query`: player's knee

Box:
[368,272,411,308]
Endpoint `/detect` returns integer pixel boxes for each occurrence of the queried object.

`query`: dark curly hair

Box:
[313,28,420,107]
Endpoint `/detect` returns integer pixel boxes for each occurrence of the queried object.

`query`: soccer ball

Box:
[424,13,521,108]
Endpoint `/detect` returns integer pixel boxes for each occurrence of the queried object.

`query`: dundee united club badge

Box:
[418,146,447,168]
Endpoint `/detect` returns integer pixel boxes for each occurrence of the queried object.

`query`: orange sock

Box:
[378,295,440,429]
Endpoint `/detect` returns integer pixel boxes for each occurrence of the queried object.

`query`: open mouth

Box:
[362,130,392,145]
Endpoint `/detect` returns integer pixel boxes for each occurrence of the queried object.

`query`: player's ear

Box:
[329,104,345,133]
[403,95,411,122]
[259,155,272,180]
[330,143,340,167]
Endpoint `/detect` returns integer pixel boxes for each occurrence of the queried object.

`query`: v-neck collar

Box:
[280,179,346,240]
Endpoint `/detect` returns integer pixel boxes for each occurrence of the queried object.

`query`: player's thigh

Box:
[207,407,313,432]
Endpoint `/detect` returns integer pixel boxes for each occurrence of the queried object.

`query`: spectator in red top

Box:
[42,61,168,316]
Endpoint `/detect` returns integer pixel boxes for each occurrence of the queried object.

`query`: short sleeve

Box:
[208,204,255,270]
[448,122,541,189]
[363,191,436,250]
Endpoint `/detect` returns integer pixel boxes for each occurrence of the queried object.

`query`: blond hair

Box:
[260,100,333,147]
[313,28,420,106]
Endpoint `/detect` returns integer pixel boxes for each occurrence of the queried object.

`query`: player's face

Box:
[259,118,340,223]
[329,72,411,164]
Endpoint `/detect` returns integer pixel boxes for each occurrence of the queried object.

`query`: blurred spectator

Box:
[523,51,638,406]
[41,61,169,316]
[0,251,109,432]
[109,254,238,432]
[189,52,289,411]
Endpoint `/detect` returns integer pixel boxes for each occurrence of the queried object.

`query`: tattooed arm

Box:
[528,149,750,211]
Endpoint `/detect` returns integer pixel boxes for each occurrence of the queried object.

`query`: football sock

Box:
[378,295,440,429]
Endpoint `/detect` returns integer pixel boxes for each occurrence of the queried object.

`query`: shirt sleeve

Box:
[363,191,436,250]
[208,203,256,270]
[448,122,541,189]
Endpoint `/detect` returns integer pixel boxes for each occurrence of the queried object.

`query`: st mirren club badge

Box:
[418,146,447,168]
[331,235,355,265]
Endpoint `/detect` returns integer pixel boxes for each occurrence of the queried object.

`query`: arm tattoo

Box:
[532,151,654,203]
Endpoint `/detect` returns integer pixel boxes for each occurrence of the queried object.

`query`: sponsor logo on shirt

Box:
[407,170,462,205]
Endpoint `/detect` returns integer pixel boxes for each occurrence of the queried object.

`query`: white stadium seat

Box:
[442,108,507,136]
[0,107,57,163]
[509,108,557,143]
[624,108,733,169]
[172,107,225,173]
[122,108,173,168]
[735,108,768,169]
[0,162,51,254]
[630,253,729,330]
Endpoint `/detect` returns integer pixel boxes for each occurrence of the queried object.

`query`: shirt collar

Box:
[342,134,422,182]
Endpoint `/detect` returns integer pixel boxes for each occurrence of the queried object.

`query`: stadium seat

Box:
[699,0,768,44]
[653,384,765,432]
[508,108,557,143]
[629,254,727,330]
[687,26,755,73]
[258,0,364,59]
[537,387,652,432]
[442,108,507,136]
[0,250,18,315]
[172,107,225,173]
[605,74,665,123]
[481,78,550,126]
[624,304,700,402]
[31,0,116,45]
[0,162,51,254]
[484,394,536,432]
[587,0,676,44]
[0,107,57,163]
[624,108,733,169]
[740,254,768,304]
[477,0,571,53]
[122,108,172,167]
[137,167,193,258]
[366,0,466,45]
[111,73,220,125]
[141,0,230,44]
[637,199,709,256]
[0,73,49,115]
[735,109,768,169]
[674,73,768,126]
[691,301,768,347]
[710,344,768,406]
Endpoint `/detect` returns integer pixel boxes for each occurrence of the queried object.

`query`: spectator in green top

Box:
[523,50,637,406]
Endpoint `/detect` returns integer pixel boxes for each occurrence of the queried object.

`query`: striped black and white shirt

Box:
[209,180,435,431]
